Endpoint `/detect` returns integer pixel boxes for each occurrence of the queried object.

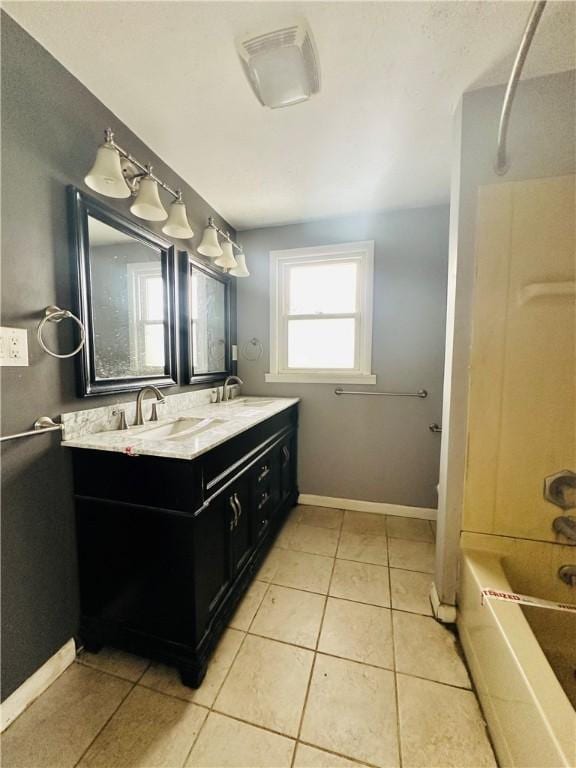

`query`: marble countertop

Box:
[61,396,299,461]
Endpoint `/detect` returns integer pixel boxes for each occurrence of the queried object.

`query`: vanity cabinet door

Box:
[193,498,232,643]
[279,433,297,508]
[227,477,254,576]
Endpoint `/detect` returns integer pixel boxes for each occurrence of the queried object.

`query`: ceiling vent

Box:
[237,21,320,109]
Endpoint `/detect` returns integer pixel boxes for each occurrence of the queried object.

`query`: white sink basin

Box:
[224,398,275,408]
[130,417,226,442]
[131,417,206,437]
[161,419,228,443]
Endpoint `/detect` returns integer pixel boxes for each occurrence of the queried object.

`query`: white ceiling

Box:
[5,1,575,229]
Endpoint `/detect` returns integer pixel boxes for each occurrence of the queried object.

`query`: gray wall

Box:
[237,207,449,508]
[0,14,236,700]
[436,69,576,607]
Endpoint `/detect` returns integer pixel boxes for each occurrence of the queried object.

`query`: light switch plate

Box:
[0,327,29,366]
[232,344,238,361]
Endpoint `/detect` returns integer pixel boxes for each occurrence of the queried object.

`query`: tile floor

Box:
[2,507,497,768]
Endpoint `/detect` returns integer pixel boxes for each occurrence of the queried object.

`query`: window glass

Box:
[288,261,357,315]
[287,318,356,369]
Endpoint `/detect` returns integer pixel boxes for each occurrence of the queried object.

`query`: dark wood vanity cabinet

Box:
[72,404,298,687]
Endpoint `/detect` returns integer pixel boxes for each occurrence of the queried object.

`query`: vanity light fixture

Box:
[214,236,238,270]
[162,193,195,239]
[130,170,167,221]
[85,129,192,237]
[229,252,250,278]
[85,130,248,275]
[84,137,131,199]
[198,218,249,277]
[197,218,224,258]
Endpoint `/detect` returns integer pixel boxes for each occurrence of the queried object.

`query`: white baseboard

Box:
[298,494,437,521]
[429,582,457,623]
[1,638,76,732]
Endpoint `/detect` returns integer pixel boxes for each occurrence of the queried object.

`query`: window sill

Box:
[264,373,377,385]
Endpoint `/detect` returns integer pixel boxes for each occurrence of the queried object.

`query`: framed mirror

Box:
[179,252,232,385]
[69,187,177,396]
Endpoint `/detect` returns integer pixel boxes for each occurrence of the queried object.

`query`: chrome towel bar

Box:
[334,387,427,398]
[0,417,63,443]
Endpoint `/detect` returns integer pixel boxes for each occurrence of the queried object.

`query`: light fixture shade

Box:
[162,199,194,239]
[84,144,130,198]
[197,224,223,258]
[214,240,238,270]
[130,176,167,221]
[229,252,250,277]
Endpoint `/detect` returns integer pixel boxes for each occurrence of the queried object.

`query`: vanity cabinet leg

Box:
[179,663,206,689]
[81,637,104,654]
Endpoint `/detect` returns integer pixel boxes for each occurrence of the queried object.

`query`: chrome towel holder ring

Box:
[37,305,86,359]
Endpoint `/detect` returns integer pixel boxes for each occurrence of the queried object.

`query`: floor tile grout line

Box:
[386,526,404,768]
[181,672,482,768]
[208,704,304,744]
[264,545,434,580]
[245,575,435,616]
[244,579,272,634]
[191,703,384,768]
[79,585,436,690]
[71,677,138,768]
[180,626,252,768]
[291,654,318,768]
[290,515,343,768]
[394,670,474,692]
[13,509,439,768]
[296,738,387,768]
[74,658,150,686]
[70,511,432,768]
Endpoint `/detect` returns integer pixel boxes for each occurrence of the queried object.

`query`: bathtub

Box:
[458,549,576,768]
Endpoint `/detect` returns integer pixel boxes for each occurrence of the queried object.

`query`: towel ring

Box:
[241,338,263,361]
[37,305,86,359]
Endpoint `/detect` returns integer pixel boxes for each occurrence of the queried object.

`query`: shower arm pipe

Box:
[495,0,547,175]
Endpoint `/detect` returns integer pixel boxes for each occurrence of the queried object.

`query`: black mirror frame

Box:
[178,250,232,386]
[68,186,177,397]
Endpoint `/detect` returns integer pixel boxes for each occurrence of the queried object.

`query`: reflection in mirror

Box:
[190,268,226,375]
[180,252,231,384]
[88,217,166,379]
[70,187,176,396]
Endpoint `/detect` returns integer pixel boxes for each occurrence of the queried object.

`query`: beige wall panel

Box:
[464,175,575,541]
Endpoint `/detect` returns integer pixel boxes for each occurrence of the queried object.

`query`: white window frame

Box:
[127,263,165,372]
[266,241,376,384]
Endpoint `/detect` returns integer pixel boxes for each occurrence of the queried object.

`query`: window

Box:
[127,263,166,373]
[267,241,375,384]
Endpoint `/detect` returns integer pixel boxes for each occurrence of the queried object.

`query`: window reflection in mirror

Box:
[88,217,166,379]
[190,267,226,375]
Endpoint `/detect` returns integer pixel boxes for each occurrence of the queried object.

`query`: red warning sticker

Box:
[481,589,576,613]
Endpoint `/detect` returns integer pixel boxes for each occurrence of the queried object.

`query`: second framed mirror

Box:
[179,252,232,385]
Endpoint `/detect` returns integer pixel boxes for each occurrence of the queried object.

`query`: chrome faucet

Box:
[222,376,243,402]
[134,385,166,426]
